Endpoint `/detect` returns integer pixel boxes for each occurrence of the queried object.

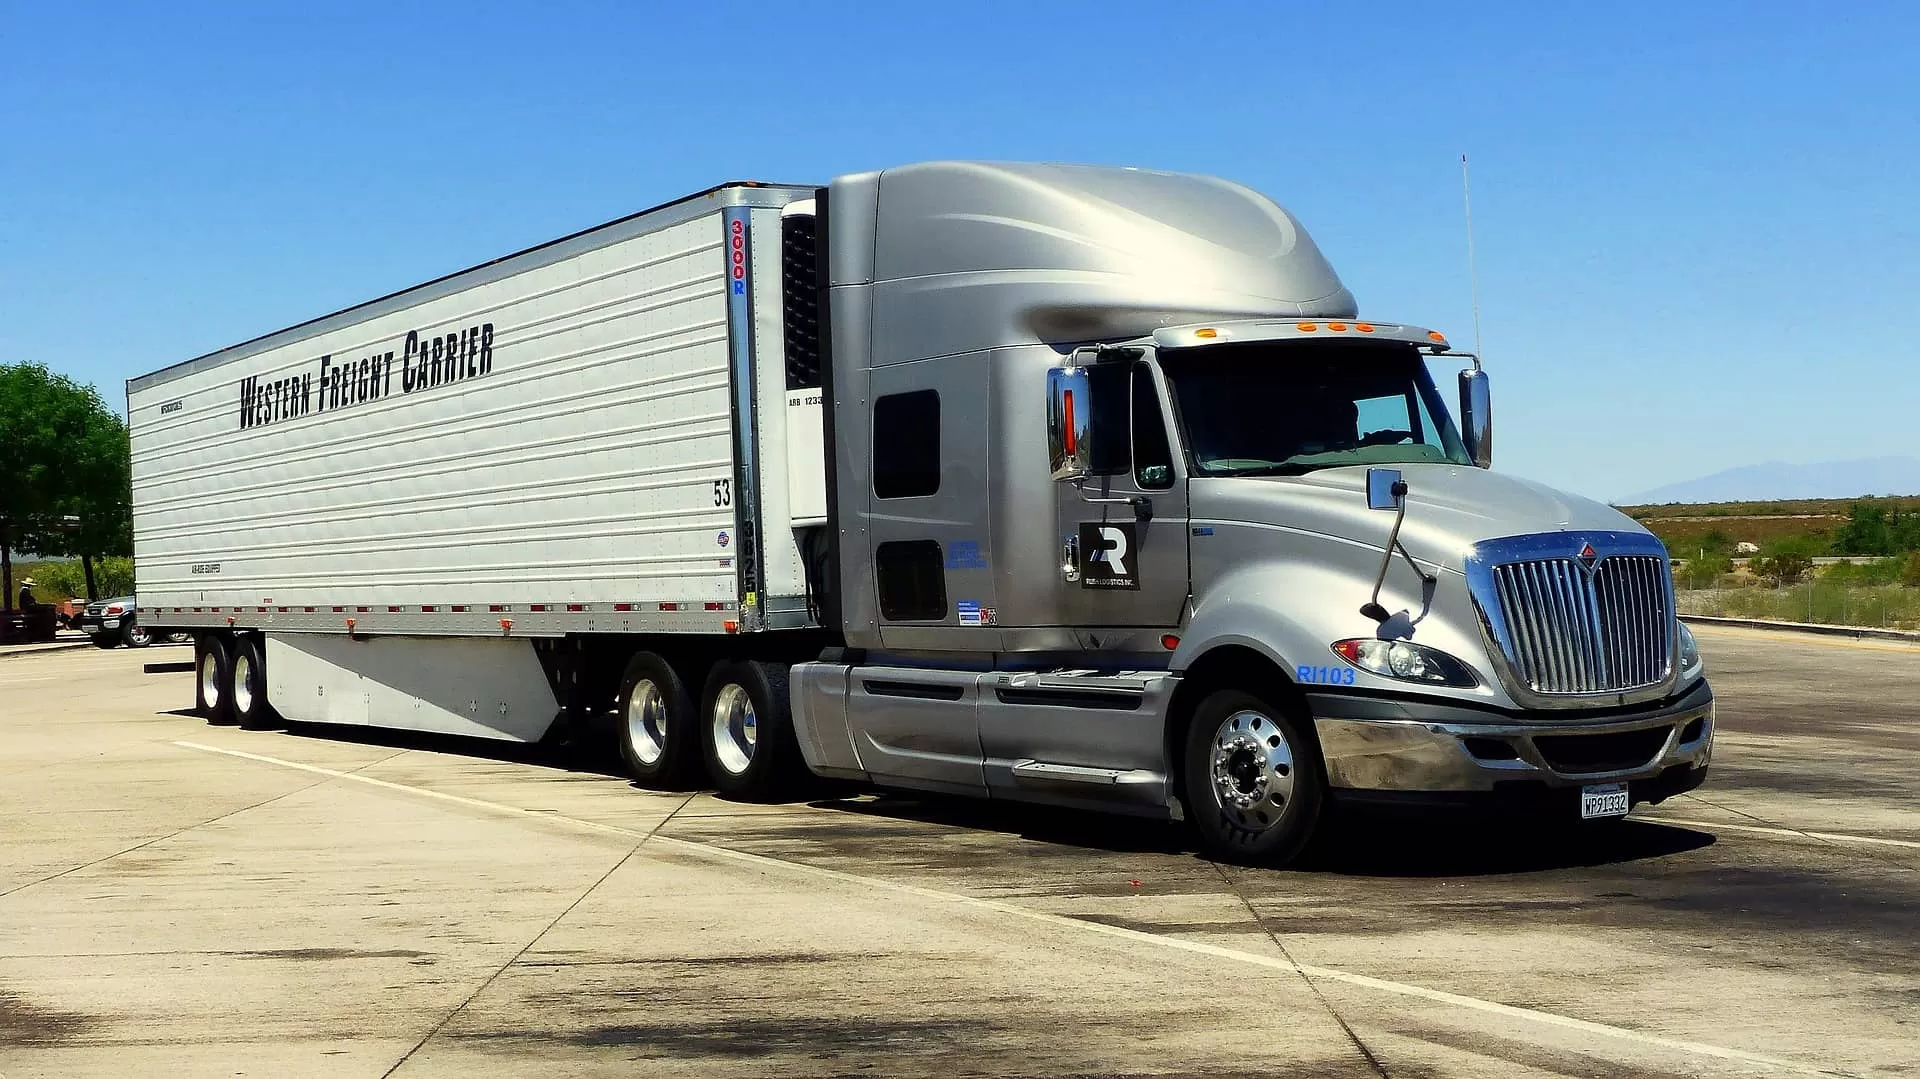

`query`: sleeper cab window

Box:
[872,389,940,498]
[875,540,947,621]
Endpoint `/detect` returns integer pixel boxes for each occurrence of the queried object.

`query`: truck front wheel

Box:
[700,660,800,801]
[616,652,701,789]
[1182,689,1325,866]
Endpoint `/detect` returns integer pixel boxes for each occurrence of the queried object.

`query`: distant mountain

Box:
[1621,457,1920,506]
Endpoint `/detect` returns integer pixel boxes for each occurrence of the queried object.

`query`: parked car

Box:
[72,595,159,648]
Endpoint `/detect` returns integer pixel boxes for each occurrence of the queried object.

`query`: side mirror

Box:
[1047,366,1093,481]
[1458,368,1492,469]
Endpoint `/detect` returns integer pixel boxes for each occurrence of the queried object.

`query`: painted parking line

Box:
[174,739,1848,1078]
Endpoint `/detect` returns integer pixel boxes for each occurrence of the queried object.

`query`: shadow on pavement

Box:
[809,793,1717,877]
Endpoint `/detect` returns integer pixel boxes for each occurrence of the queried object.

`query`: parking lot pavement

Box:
[1,625,1915,1078]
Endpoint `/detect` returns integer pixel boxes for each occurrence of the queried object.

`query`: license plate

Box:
[1581,782,1630,820]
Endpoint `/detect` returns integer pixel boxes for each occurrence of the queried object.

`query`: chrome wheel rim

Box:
[127,623,150,646]
[232,652,254,715]
[200,652,222,710]
[625,678,668,766]
[1209,708,1296,833]
[711,683,757,776]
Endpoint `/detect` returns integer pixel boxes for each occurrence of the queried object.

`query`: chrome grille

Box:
[1488,554,1672,695]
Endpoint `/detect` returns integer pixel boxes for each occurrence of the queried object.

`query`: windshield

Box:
[1158,340,1471,476]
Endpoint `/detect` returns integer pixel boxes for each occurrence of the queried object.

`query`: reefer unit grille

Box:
[1486,553,1673,696]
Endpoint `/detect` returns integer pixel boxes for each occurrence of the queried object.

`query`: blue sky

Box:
[3,2,1914,501]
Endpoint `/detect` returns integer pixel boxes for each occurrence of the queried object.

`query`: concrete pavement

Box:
[1,626,1916,1077]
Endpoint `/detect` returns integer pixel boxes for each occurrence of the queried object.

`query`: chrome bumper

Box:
[1309,682,1713,794]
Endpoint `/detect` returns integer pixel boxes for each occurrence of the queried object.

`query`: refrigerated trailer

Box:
[130,162,1713,863]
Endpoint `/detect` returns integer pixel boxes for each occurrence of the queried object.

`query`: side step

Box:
[1009,759,1160,786]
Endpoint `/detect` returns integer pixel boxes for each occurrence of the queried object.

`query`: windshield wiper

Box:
[1209,462,1328,478]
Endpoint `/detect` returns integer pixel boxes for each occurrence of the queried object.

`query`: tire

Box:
[90,633,118,649]
[615,651,702,788]
[1181,689,1325,866]
[196,636,236,725]
[231,636,276,729]
[700,660,801,801]
[122,619,152,648]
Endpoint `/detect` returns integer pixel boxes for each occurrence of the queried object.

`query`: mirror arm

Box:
[1359,481,1435,623]
[1072,485,1153,521]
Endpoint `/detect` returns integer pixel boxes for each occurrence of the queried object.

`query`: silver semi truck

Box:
[129,161,1711,864]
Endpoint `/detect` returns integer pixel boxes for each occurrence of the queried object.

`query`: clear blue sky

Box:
[3,2,1915,501]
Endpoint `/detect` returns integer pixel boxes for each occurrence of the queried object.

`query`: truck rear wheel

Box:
[1182,689,1325,866]
[231,636,276,729]
[196,636,235,725]
[616,652,701,788]
[700,660,800,801]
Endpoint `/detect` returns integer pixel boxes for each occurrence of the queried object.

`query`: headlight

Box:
[1677,622,1704,680]
[1332,639,1478,687]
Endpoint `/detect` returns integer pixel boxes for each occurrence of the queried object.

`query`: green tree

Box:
[1833,502,1892,555]
[0,363,132,559]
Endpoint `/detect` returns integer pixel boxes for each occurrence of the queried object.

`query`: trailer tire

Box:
[1182,688,1325,867]
[231,636,276,729]
[615,651,701,789]
[700,660,801,801]
[196,636,236,726]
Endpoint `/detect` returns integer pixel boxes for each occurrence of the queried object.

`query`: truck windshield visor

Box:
[1159,340,1471,476]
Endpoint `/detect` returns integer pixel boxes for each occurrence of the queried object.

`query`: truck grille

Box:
[1487,553,1672,695]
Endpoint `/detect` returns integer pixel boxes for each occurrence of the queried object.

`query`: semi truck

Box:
[128,161,1713,864]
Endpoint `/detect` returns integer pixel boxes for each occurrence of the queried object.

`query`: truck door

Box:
[1055,360,1189,628]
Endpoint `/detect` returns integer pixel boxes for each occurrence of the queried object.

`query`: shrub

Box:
[1902,552,1920,588]
[1676,554,1733,589]
[1750,554,1813,585]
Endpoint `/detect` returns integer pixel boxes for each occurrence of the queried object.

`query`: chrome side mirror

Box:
[1047,366,1092,481]
[1458,368,1492,469]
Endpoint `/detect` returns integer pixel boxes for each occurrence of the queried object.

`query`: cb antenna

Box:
[1461,153,1484,366]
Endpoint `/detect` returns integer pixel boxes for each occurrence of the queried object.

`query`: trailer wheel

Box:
[700,660,800,801]
[196,636,236,726]
[231,636,276,729]
[1182,689,1325,866]
[615,652,701,788]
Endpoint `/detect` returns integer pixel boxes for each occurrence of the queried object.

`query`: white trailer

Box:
[131,185,831,782]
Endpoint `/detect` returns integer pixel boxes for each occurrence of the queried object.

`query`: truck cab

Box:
[789,162,1712,862]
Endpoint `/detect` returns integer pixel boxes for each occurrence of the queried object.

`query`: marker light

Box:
[1296,321,1318,332]
[1194,328,1218,339]
[1355,323,1375,332]
[1062,390,1076,456]
[1327,322,1348,331]
[1161,634,1181,651]
[1332,639,1477,687]
[1427,330,1448,343]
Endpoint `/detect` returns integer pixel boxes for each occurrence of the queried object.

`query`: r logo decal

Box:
[1078,522,1140,590]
